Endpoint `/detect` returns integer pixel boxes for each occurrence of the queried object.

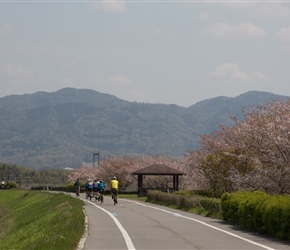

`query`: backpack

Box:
[98,182,105,191]
[88,181,93,188]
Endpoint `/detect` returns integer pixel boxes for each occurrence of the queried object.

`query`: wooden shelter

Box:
[131,164,185,197]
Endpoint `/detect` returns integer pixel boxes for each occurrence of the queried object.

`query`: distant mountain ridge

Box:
[0,88,288,169]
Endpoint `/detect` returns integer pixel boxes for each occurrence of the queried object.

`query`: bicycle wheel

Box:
[113,195,117,205]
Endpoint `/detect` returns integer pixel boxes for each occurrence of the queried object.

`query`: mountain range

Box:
[0,88,288,169]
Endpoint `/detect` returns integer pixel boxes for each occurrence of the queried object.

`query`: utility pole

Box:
[93,151,100,167]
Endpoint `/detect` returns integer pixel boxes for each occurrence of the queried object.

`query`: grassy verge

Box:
[0,189,85,250]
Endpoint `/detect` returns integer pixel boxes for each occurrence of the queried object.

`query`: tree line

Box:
[0,163,71,187]
[70,99,290,197]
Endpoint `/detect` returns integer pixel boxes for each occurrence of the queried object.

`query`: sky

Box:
[1,0,290,107]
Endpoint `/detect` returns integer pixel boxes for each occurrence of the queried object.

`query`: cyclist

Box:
[85,179,93,200]
[93,179,99,201]
[98,178,105,202]
[110,176,119,204]
[74,178,80,196]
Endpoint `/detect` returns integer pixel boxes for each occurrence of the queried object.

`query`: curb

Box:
[77,207,89,250]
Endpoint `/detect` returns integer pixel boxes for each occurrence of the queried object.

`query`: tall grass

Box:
[0,189,85,250]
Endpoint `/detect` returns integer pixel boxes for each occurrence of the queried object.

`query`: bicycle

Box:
[94,192,100,201]
[98,190,104,204]
[93,188,99,201]
[86,189,93,201]
[111,190,118,205]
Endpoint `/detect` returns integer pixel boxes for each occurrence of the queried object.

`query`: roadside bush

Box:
[175,190,214,197]
[30,185,68,191]
[221,191,290,240]
[200,197,222,218]
[221,192,245,224]
[262,195,290,240]
[178,195,201,210]
[0,181,17,189]
[66,182,75,192]
[146,190,222,219]
[238,191,268,232]
[193,190,214,197]
[30,186,45,190]
[50,186,67,191]
[146,190,177,206]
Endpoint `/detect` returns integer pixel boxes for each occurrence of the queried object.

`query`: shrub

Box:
[146,190,222,219]
[66,182,75,192]
[1,181,17,189]
[221,191,290,240]
[221,191,246,224]
[174,190,214,197]
[30,186,45,191]
[262,195,290,240]
[200,197,222,218]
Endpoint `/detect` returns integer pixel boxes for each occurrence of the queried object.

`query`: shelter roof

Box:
[132,164,184,176]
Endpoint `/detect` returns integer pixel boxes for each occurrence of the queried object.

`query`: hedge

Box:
[221,191,290,240]
[146,190,222,218]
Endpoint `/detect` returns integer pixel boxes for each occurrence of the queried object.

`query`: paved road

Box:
[76,194,290,250]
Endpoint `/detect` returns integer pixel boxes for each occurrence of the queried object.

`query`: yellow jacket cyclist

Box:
[110,176,119,202]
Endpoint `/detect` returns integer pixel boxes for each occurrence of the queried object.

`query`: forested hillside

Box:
[0,88,288,169]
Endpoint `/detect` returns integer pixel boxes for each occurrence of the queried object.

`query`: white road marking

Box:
[84,199,136,250]
[122,199,276,250]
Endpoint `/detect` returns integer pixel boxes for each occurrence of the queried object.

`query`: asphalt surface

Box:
[74,193,290,250]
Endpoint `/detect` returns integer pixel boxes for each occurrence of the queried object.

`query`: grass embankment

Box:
[0,189,85,250]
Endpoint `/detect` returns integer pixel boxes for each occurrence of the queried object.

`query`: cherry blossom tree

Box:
[189,99,290,195]
[68,155,195,191]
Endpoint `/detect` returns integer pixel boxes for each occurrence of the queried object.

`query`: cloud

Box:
[203,21,266,39]
[208,62,271,84]
[204,2,290,19]
[0,63,36,89]
[59,77,75,85]
[90,0,127,13]
[84,74,105,85]
[109,74,132,86]
[276,25,290,43]
[152,27,161,35]
[62,54,85,68]
[196,11,210,21]
[0,24,12,35]
[279,44,290,53]
[128,89,151,101]
[250,3,290,19]
[82,74,132,91]
[1,63,34,79]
